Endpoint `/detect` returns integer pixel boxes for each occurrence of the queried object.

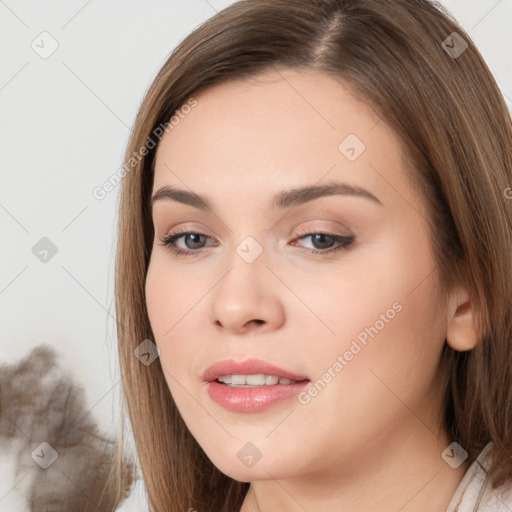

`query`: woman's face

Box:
[145,68,453,482]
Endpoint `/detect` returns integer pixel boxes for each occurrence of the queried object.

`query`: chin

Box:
[205,447,298,482]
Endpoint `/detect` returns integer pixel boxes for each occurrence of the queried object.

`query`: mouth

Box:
[203,359,310,412]
[203,358,309,383]
[215,374,306,387]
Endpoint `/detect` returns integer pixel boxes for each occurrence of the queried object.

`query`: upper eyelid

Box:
[158,218,353,237]
[161,226,350,237]
[153,205,357,237]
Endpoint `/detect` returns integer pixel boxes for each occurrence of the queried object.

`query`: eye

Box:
[291,231,355,255]
[157,229,355,258]
[159,230,216,257]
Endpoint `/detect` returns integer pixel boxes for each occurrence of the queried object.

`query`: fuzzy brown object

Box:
[0,344,136,512]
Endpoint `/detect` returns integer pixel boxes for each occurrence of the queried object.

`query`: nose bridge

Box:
[210,234,284,332]
[217,234,267,308]
[235,234,265,266]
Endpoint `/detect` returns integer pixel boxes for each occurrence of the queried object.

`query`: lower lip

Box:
[206,380,310,412]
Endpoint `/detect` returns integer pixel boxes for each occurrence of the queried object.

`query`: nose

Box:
[210,248,285,335]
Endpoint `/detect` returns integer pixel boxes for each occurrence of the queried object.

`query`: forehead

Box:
[152,68,417,216]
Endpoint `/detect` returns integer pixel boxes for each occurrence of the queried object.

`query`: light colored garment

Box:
[446,443,512,511]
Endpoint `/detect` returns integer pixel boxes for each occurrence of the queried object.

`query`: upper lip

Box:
[203,359,309,382]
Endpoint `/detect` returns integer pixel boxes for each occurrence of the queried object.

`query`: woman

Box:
[112,0,512,510]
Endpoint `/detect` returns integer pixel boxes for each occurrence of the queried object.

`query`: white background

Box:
[0,1,511,510]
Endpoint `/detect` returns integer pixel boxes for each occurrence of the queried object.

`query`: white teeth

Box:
[231,375,246,385]
[246,374,266,385]
[216,374,297,386]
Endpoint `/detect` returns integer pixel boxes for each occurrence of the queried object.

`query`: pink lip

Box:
[202,358,309,383]
[203,359,310,413]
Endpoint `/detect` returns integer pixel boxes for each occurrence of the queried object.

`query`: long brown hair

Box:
[112,1,512,510]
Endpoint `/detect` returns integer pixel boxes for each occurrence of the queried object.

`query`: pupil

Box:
[313,234,333,249]
[187,234,204,249]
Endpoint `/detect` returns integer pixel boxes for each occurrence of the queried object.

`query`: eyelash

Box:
[158,228,355,258]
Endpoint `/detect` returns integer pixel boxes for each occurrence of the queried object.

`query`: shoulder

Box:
[446,443,512,512]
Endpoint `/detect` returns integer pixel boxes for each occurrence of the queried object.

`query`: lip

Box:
[202,358,309,383]
[203,358,310,413]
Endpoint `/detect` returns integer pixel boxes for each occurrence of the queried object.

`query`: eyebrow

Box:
[151,181,383,211]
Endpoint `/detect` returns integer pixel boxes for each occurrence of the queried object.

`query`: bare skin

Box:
[145,67,479,512]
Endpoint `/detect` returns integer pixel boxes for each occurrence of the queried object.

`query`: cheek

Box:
[288,227,439,353]
[145,254,206,339]
[145,266,175,356]
[287,256,447,469]
[302,220,445,379]
[144,253,220,400]
[301,230,446,424]
[144,263,164,334]
[144,257,195,375]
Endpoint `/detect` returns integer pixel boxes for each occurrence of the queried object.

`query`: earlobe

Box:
[445,287,480,352]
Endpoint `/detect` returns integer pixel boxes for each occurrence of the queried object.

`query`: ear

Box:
[445,286,480,352]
